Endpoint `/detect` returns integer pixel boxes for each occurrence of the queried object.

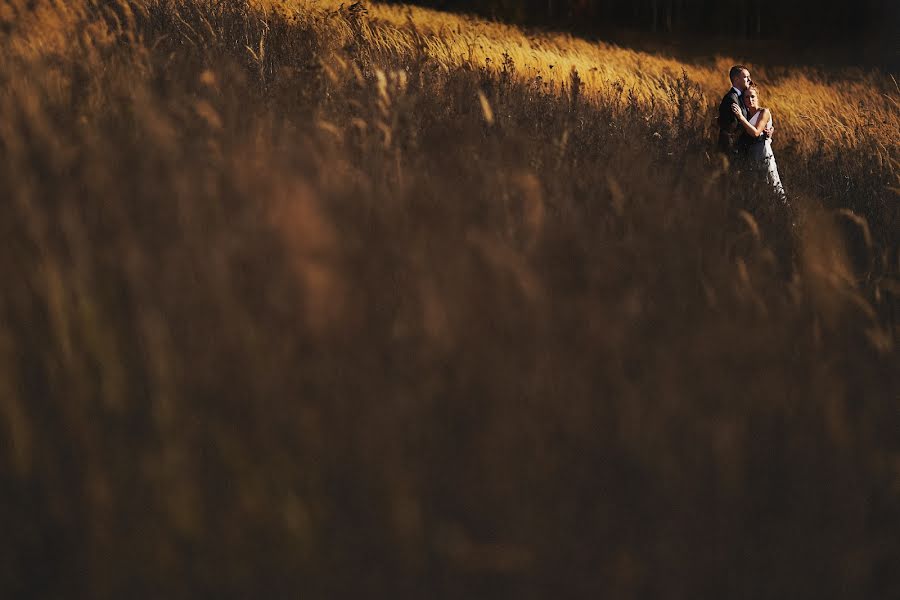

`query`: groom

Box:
[717,65,769,160]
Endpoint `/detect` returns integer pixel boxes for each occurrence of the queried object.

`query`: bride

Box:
[731,85,786,199]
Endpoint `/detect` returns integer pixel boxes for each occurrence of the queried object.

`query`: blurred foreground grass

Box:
[0,0,898,597]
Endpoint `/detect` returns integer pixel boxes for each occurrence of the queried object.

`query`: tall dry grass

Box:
[295,0,900,157]
[1,0,898,597]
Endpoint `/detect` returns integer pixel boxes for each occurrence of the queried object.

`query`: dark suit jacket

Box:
[718,88,765,158]
[717,88,746,155]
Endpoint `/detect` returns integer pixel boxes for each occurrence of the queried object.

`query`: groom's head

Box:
[729,65,752,91]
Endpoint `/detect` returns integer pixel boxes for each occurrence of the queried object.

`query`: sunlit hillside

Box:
[1,1,898,597]
[284,0,899,158]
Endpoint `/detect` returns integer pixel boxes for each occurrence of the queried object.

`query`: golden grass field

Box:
[1,0,898,597]
[305,0,900,155]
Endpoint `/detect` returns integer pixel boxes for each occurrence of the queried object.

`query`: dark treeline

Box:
[393,0,899,62]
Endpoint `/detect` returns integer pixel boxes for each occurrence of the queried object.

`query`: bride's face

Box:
[743,89,760,110]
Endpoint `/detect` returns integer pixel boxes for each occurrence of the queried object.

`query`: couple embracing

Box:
[717,65,786,199]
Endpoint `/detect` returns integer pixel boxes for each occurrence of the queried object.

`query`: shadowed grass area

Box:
[0,1,898,597]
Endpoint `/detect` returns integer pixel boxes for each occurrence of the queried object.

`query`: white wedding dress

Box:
[748,111,786,198]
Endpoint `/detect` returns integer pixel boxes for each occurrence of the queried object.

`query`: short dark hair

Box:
[729,65,747,82]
